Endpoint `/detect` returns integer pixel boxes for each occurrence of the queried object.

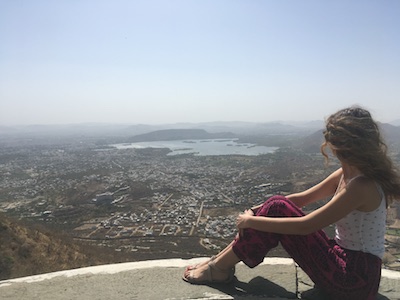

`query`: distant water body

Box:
[112,139,278,156]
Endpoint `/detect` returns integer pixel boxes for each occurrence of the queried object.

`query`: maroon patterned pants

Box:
[232,195,382,300]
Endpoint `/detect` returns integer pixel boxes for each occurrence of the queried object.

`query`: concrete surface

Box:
[0,257,399,300]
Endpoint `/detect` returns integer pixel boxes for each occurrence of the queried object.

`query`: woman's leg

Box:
[183,195,294,282]
[185,240,235,270]
[183,247,239,283]
[231,195,303,267]
[232,195,381,299]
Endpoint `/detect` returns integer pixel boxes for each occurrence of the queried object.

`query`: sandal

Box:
[185,255,216,271]
[182,260,235,284]
[185,256,235,274]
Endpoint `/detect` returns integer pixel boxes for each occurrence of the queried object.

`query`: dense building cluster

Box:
[0,143,290,243]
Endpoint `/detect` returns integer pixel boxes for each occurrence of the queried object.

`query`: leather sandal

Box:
[185,256,236,276]
[182,260,235,284]
[185,255,216,271]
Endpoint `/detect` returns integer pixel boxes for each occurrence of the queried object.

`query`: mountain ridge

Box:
[1,121,398,139]
[127,128,236,142]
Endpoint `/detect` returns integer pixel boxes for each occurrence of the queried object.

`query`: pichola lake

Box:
[112,139,278,156]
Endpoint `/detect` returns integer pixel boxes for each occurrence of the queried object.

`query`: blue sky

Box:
[1,0,399,125]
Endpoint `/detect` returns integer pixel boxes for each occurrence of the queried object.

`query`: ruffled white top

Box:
[334,176,386,259]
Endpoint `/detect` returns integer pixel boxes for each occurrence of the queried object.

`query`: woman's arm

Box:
[237,175,370,235]
[286,168,343,207]
[250,169,342,213]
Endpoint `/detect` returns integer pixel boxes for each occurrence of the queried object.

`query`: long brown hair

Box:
[321,106,400,204]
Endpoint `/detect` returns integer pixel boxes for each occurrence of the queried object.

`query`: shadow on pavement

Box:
[209,275,297,299]
[376,293,391,300]
[209,276,392,300]
[300,288,391,300]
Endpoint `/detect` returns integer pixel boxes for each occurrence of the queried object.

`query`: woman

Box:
[182,106,400,299]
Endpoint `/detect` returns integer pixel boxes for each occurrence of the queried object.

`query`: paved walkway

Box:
[0,258,399,300]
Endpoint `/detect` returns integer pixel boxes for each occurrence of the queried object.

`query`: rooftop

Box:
[0,257,399,300]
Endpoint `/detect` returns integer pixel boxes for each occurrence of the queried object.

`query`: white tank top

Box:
[334,176,387,259]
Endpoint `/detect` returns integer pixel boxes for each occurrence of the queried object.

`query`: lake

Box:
[112,139,278,156]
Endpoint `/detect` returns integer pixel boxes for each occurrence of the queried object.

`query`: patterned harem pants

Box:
[232,195,382,300]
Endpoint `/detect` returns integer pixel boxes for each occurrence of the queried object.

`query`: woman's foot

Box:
[185,255,235,276]
[182,261,235,284]
[185,256,216,271]
[185,242,235,271]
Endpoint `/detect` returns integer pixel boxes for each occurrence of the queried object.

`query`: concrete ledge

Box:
[0,258,399,300]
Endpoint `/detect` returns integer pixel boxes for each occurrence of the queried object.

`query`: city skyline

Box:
[1,1,399,125]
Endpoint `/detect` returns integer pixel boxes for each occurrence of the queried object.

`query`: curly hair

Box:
[321,106,400,204]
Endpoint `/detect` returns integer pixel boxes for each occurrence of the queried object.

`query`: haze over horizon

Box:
[1,1,399,126]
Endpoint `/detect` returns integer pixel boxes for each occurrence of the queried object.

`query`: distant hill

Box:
[0,121,323,138]
[295,122,400,153]
[380,123,400,141]
[127,129,236,142]
[389,119,400,126]
[195,121,321,135]
[380,123,400,152]
[0,125,18,135]
[295,129,325,153]
[2,121,397,147]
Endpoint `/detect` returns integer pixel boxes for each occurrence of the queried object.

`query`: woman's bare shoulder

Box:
[324,168,343,187]
[347,176,382,212]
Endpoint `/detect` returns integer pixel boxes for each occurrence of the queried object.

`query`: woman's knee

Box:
[266,195,288,203]
[258,195,303,217]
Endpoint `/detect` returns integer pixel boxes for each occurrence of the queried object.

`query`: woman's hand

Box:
[237,210,253,229]
[250,204,262,215]
[244,208,255,216]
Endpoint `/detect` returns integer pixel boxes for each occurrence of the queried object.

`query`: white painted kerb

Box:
[0,257,398,287]
[0,257,292,287]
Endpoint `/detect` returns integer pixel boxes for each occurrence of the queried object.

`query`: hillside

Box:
[0,214,122,280]
[294,123,400,154]
[295,129,324,153]
[128,128,236,142]
[381,123,400,149]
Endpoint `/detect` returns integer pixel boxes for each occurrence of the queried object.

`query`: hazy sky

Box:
[1,0,399,125]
